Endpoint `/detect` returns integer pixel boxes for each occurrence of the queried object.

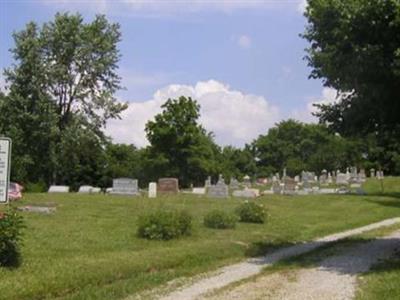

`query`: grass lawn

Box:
[1,177,399,300]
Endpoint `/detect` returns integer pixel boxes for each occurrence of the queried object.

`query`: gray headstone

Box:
[232,189,257,198]
[110,178,139,196]
[208,175,229,198]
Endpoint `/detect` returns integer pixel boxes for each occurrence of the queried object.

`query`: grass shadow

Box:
[250,237,400,277]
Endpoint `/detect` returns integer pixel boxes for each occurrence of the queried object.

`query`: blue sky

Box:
[0,0,336,147]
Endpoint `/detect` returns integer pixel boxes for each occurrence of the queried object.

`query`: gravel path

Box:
[202,230,400,300]
[159,217,400,300]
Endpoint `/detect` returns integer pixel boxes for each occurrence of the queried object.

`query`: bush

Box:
[25,181,47,193]
[137,209,192,240]
[0,207,24,267]
[203,210,237,229]
[235,201,266,224]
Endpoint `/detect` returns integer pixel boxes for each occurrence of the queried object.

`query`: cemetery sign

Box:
[0,138,12,204]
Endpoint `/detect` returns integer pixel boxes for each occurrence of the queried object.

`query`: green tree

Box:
[1,13,127,184]
[145,96,218,187]
[253,120,362,176]
[303,0,400,173]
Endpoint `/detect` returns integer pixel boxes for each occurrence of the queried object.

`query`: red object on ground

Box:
[8,182,23,201]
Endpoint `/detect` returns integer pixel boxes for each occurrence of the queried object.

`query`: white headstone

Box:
[48,185,69,193]
[192,187,206,195]
[78,185,93,193]
[148,182,157,198]
[0,138,11,204]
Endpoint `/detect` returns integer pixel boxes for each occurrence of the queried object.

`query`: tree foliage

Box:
[1,13,126,185]
[303,0,400,173]
[253,120,363,176]
[145,96,219,187]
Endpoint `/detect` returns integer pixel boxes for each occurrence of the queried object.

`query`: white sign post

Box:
[0,138,12,204]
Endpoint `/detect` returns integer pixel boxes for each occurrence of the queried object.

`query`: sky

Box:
[0,0,338,148]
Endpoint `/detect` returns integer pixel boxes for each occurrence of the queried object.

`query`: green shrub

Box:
[137,209,192,240]
[0,207,24,267]
[235,201,266,224]
[203,210,237,229]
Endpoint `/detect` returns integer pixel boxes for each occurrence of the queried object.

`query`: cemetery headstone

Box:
[232,188,257,198]
[370,168,376,178]
[207,174,229,198]
[229,178,240,190]
[110,178,139,196]
[283,177,296,195]
[243,175,251,187]
[91,187,101,193]
[78,185,94,193]
[0,137,11,204]
[48,185,70,193]
[157,178,179,194]
[205,176,211,188]
[192,187,206,195]
[148,182,157,198]
[272,181,282,194]
[358,169,366,183]
[327,172,333,184]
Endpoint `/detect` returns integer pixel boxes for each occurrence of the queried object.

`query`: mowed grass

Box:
[0,178,399,300]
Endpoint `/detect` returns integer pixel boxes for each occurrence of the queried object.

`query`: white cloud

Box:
[291,87,341,123]
[237,35,252,49]
[39,0,305,16]
[106,79,279,147]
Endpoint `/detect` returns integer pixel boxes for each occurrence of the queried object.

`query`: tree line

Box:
[0,3,399,190]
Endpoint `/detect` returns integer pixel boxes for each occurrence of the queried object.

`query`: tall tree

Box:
[303,0,400,173]
[1,13,127,184]
[253,120,362,176]
[145,96,218,187]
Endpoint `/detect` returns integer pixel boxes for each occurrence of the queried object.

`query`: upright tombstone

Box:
[358,169,366,183]
[370,168,376,178]
[327,172,333,184]
[48,186,70,193]
[148,182,157,198]
[157,178,179,194]
[272,181,282,194]
[0,138,12,204]
[229,178,240,190]
[205,176,211,188]
[78,185,94,193]
[207,174,229,198]
[243,175,251,188]
[283,177,297,195]
[319,169,328,185]
[110,178,139,196]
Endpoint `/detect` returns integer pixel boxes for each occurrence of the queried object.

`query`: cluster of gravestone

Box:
[46,167,383,198]
[262,167,382,196]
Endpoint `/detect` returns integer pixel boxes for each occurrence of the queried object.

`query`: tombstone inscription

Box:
[111,178,139,196]
[158,178,179,194]
[148,182,157,198]
[207,174,229,198]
